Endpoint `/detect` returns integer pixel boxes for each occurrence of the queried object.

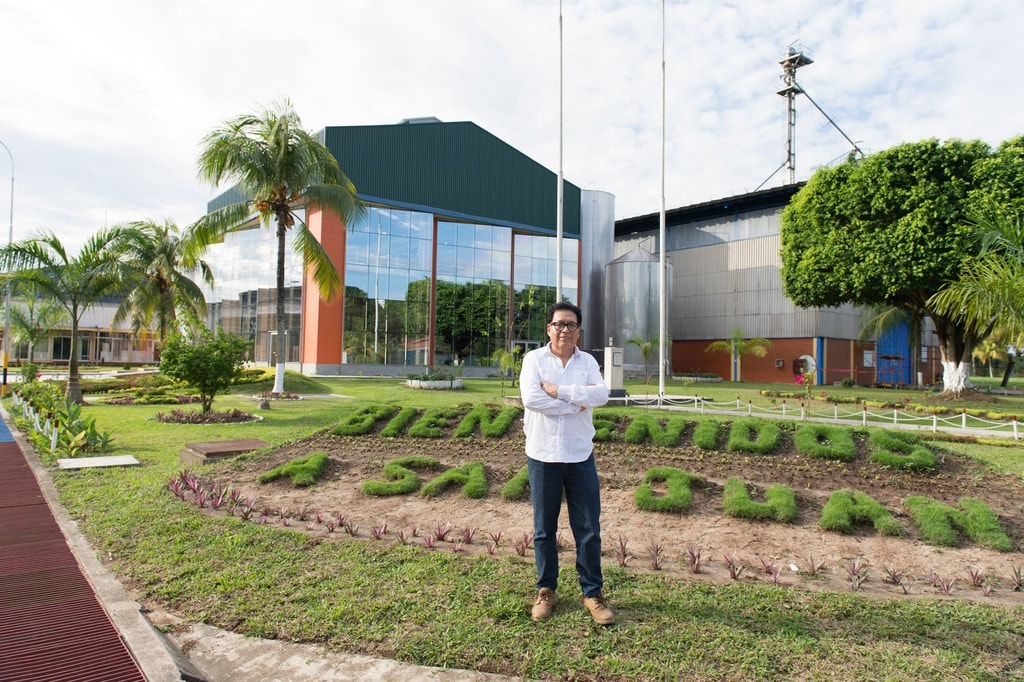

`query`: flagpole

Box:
[657,0,667,402]
[556,0,564,303]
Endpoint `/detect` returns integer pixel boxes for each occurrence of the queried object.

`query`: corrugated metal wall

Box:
[669,235,864,341]
[323,121,581,235]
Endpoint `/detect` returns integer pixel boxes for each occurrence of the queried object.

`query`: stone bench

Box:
[179,439,270,466]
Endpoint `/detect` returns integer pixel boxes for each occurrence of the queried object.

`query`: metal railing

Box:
[610,394,1022,440]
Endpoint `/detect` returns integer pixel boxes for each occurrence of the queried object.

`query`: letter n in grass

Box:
[454,405,522,438]
[819,489,903,536]
[904,496,1012,550]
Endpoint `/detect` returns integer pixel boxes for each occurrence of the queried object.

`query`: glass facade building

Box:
[201,204,580,373]
[201,119,599,376]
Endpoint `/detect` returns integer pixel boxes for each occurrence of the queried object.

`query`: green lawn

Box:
[14,374,1024,681]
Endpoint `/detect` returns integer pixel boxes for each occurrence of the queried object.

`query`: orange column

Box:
[301,207,347,367]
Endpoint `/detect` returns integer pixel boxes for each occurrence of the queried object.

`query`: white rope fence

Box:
[613,394,1021,440]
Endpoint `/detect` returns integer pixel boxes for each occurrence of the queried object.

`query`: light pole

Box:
[0,139,13,395]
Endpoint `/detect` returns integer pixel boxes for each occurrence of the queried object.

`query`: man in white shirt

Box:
[519,302,613,625]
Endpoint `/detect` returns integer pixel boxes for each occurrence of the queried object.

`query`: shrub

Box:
[361,456,443,496]
[726,419,782,454]
[20,362,39,383]
[258,452,329,487]
[159,328,250,413]
[819,489,903,536]
[634,467,697,513]
[794,424,856,461]
[722,477,797,522]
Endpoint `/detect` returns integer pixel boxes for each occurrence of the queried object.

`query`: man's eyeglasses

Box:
[549,321,580,332]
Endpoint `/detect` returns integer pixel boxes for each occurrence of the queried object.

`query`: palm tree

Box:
[972,331,1009,378]
[195,98,365,394]
[2,287,69,363]
[0,228,134,402]
[705,328,771,382]
[627,335,659,385]
[113,219,214,343]
[931,210,1024,347]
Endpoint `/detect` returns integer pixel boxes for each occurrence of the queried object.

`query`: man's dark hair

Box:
[547,301,582,326]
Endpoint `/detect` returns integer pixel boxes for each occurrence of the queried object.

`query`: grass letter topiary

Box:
[794,424,855,461]
[258,452,329,487]
[722,476,797,522]
[634,467,697,513]
[361,455,443,497]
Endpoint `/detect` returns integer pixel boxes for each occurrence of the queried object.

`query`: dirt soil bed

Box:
[204,424,1024,608]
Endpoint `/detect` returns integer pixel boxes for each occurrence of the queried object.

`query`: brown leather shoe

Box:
[531,588,557,621]
[582,594,615,625]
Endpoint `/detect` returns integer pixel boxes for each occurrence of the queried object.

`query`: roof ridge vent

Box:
[398,116,442,125]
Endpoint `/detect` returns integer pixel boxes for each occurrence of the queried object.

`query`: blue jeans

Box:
[527,455,604,598]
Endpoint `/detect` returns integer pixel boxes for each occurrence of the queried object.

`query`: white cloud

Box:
[0,0,1020,254]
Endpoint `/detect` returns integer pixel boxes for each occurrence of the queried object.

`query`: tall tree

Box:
[0,228,134,402]
[195,99,365,394]
[780,137,1024,396]
[113,219,214,343]
[704,328,771,382]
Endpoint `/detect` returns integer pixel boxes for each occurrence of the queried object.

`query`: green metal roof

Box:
[322,120,580,236]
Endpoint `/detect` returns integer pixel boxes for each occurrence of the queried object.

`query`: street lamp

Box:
[0,139,13,394]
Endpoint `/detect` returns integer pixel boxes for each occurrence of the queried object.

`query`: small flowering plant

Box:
[794,367,815,400]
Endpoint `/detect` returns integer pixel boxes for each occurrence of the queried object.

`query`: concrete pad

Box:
[57,455,140,469]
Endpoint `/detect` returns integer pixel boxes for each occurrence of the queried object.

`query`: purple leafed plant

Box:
[432,522,451,542]
[395,530,409,545]
[647,539,666,571]
[1011,566,1024,591]
[615,536,633,567]
[881,565,904,586]
[487,531,503,547]
[423,536,436,549]
[967,568,985,588]
[686,545,703,574]
[459,527,477,544]
[759,556,776,575]
[370,523,388,540]
[724,553,745,580]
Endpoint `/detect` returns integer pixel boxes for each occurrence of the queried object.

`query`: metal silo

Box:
[604,246,671,374]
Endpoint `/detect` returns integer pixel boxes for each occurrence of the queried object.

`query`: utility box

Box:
[605,346,625,398]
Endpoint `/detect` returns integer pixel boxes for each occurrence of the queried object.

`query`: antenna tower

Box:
[777,47,813,184]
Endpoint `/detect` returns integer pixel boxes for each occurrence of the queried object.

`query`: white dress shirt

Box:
[520,343,610,463]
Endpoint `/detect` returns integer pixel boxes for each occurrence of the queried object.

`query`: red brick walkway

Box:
[0,415,147,682]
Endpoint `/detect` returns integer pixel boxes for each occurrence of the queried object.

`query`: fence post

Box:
[782,401,786,417]
[748,400,752,416]
[932,414,937,433]
[862,405,867,427]
[834,404,838,420]
[893,408,898,426]
[962,410,967,430]
[1014,417,1019,441]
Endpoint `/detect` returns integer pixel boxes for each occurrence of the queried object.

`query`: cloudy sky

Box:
[0,0,1020,253]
